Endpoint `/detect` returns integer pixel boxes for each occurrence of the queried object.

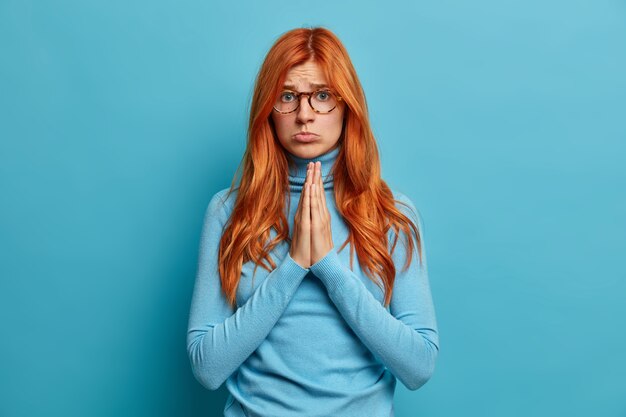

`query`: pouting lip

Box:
[292,131,319,139]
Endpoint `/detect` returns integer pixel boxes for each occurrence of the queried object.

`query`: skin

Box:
[271,59,346,160]
[272,59,343,268]
[290,161,335,269]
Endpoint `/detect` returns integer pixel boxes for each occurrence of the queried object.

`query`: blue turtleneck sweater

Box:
[187,146,439,417]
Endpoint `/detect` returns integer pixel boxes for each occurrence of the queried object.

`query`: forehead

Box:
[283,60,328,89]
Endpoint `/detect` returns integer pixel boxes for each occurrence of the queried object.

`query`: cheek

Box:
[330,114,344,133]
[334,107,346,129]
[271,115,288,137]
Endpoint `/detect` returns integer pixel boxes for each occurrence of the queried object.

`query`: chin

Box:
[293,142,339,159]
[287,145,322,159]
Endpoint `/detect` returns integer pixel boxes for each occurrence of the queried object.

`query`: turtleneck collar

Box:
[287,145,340,192]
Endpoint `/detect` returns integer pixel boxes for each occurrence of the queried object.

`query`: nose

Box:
[295,95,315,124]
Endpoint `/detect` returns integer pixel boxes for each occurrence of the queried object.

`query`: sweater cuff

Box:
[309,250,346,294]
[272,252,310,295]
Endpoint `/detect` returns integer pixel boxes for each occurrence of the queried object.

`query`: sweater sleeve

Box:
[186,190,310,390]
[308,193,439,391]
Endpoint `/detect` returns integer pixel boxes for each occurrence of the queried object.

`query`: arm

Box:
[186,191,309,390]
[309,193,439,390]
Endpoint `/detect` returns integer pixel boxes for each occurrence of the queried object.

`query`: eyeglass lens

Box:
[274,90,337,113]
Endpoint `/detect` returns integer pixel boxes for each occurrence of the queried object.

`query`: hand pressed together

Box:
[289,161,335,269]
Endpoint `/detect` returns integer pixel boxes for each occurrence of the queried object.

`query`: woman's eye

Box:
[281,92,295,102]
[316,91,330,101]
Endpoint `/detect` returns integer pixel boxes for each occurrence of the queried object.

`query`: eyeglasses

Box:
[273,89,343,114]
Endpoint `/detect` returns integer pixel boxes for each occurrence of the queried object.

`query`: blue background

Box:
[1,1,625,416]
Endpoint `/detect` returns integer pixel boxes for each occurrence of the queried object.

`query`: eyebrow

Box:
[282,83,329,90]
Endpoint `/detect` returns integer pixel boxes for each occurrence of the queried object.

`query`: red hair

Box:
[218,26,423,308]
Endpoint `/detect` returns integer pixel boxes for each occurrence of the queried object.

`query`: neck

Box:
[287,146,340,192]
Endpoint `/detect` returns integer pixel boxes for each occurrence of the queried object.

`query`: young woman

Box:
[187,26,439,417]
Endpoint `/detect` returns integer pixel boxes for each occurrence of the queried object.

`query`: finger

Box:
[305,164,312,195]
[304,164,312,215]
[306,163,314,215]
[315,161,321,188]
[313,162,324,223]
[303,182,311,230]
[310,181,319,226]
[303,181,312,265]
[297,163,312,215]
[321,177,330,217]
[315,163,332,247]
[318,165,329,220]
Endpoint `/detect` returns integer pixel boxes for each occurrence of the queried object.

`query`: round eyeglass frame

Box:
[272,89,343,114]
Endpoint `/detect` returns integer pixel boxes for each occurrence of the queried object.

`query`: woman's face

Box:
[271,59,346,160]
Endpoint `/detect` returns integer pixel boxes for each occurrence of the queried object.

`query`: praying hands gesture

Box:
[289,161,335,269]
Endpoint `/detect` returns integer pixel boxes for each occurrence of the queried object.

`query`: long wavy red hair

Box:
[218,26,423,308]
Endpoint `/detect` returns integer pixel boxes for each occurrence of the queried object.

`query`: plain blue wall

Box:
[1,1,625,416]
